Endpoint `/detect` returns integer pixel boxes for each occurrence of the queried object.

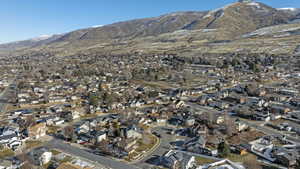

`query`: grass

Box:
[195,156,217,165]
[25,140,43,149]
[0,149,15,159]
[126,134,158,161]
[227,153,257,163]
[42,162,51,169]
[50,149,61,156]
[60,155,73,163]
[135,134,157,152]
[47,126,61,135]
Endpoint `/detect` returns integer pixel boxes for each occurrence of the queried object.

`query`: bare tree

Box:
[63,126,75,141]
[18,153,35,169]
[244,156,262,169]
[224,115,237,137]
[23,115,36,129]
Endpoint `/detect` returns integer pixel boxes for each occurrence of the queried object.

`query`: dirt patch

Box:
[228,130,265,145]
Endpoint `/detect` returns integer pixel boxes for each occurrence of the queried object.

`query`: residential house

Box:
[183,136,207,150]
[235,121,248,132]
[272,147,299,167]
[160,150,196,169]
[269,105,290,114]
[197,159,245,169]
[29,147,52,166]
[95,131,107,143]
[121,126,142,139]
[249,137,276,162]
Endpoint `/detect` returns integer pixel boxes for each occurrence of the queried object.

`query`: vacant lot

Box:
[228,130,265,145]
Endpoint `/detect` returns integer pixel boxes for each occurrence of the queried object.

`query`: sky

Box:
[0,0,299,43]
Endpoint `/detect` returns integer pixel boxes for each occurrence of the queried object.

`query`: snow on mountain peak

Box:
[31,35,53,41]
[278,8,297,11]
[247,2,261,9]
[92,25,103,28]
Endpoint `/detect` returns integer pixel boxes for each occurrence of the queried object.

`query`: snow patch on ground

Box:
[247,2,261,9]
[202,29,217,33]
[243,25,300,38]
[203,14,212,19]
[203,2,237,19]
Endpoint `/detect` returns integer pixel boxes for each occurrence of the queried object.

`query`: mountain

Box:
[183,1,292,39]
[0,34,63,53]
[277,8,300,23]
[56,11,208,42]
[55,1,294,43]
[1,0,300,57]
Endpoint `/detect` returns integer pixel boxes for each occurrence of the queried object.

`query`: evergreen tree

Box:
[218,141,230,158]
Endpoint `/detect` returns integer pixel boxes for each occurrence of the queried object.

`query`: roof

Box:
[199,159,245,169]
[163,150,194,169]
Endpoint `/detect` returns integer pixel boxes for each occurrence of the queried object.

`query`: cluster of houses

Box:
[69,114,143,159]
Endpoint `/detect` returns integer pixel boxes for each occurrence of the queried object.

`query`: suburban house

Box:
[159,150,196,169]
[29,147,52,166]
[196,159,245,169]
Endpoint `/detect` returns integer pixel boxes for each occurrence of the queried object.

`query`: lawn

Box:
[25,140,43,149]
[135,134,158,152]
[0,149,15,159]
[50,149,61,155]
[47,126,61,135]
[60,155,73,163]
[227,153,257,163]
[126,133,159,161]
[195,156,217,165]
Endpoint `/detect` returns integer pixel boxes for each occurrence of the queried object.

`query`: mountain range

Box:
[1,0,300,57]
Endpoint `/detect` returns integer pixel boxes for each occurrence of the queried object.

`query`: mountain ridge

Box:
[1,1,300,57]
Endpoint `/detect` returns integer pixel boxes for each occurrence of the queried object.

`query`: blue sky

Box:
[0,0,299,43]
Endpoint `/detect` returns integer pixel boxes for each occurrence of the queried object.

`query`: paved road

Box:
[45,139,141,169]
[240,119,300,144]
[135,126,179,168]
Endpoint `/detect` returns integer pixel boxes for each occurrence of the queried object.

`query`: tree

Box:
[88,93,99,107]
[224,115,237,137]
[20,162,35,169]
[18,153,35,169]
[218,141,230,158]
[64,126,75,142]
[23,115,36,129]
[296,158,300,169]
[98,82,103,92]
[0,144,4,151]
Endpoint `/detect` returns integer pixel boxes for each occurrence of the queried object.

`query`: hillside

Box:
[1,0,300,57]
